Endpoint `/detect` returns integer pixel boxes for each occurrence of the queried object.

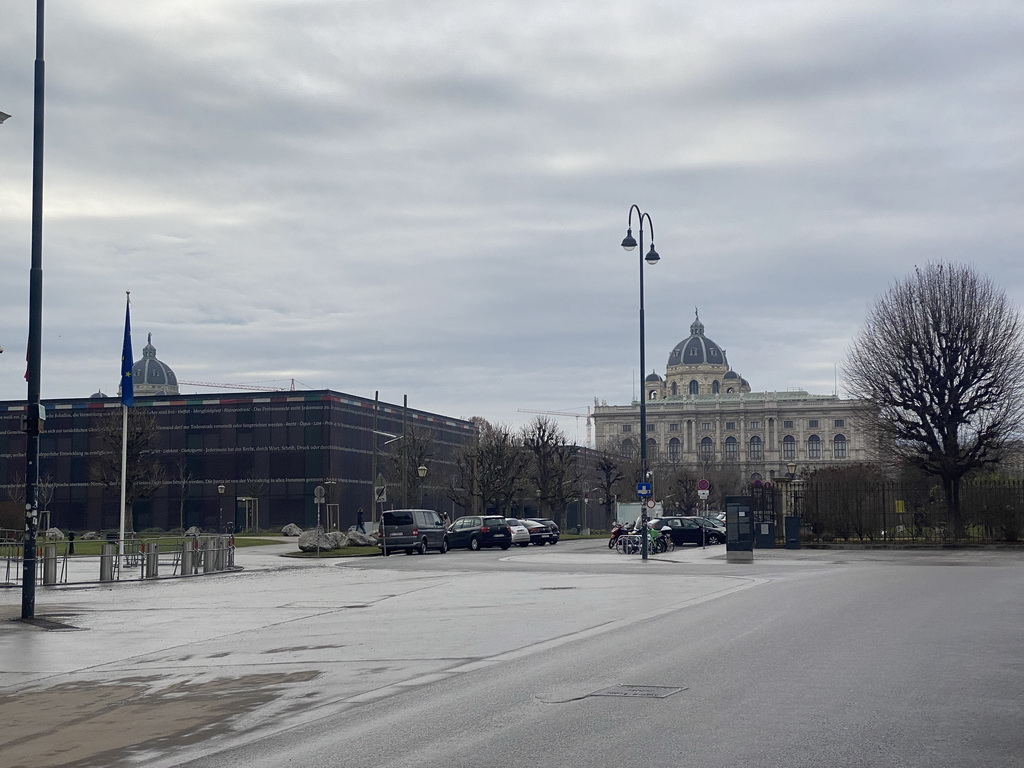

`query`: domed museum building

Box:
[592,313,871,478]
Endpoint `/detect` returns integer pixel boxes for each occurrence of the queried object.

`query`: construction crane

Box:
[517,407,592,447]
[178,379,298,392]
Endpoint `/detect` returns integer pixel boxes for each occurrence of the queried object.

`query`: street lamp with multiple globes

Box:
[621,205,661,561]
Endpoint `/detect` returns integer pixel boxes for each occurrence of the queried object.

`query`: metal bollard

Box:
[146,543,159,578]
[181,542,193,575]
[214,536,226,571]
[100,542,115,581]
[43,543,57,585]
[203,538,216,573]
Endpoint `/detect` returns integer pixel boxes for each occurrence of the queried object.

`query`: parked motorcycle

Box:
[608,522,631,549]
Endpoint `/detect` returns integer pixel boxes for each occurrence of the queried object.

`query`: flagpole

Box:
[119,291,133,564]
[119,403,127,561]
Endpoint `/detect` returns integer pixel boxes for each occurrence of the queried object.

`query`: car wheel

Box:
[534,540,546,546]
[709,534,723,545]
[518,542,530,548]
[404,547,414,555]
[549,539,558,545]
[439,538,449,554]
[501,543,511,550]
[469,536,481,551]
[417,538,428,555]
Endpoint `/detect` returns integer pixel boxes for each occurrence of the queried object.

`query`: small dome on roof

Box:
[90,389,108,399]
[723,370,739,380]
[645,371,663,383]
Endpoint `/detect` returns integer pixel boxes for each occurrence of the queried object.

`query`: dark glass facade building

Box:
[0,390,475,533]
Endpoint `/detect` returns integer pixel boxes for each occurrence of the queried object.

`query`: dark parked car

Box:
[447,516,513,551]
[378,509,449,556]
[522,519,557,545]
[527,518,560,543]
[647,516,726,546]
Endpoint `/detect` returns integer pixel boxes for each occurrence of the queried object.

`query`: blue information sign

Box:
[637,482,652,498]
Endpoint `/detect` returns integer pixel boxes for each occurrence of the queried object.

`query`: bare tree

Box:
[521,416,581,530]
[384,425,435,508]
[844,263,1024,535]
[90,409,165,531]
[594,451,625,527]
[446,419,528,516]
[170,458,194,531]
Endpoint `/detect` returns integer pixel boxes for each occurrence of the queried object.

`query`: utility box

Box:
[785,516,801,549]
[754,521,776,548]
[725,495,754,563]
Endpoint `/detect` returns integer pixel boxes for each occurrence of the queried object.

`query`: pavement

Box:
[0,538,763,768]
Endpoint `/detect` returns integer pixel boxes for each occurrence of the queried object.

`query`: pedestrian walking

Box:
[356,507,366,534]
[68,530,75,555]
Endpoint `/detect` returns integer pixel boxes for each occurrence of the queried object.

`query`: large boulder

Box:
[44,527,65,541]
[281,523,303,537]
[184,526,203,537]
[80,531,101,541]
[346,529,377,547]
[297,528,339,552]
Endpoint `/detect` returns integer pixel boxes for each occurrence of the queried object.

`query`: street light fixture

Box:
[622,204,661,561]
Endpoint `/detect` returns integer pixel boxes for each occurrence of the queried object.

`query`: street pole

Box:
[22,0,46,620]
[621,205,660,561]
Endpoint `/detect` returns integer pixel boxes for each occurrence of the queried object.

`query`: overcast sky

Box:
[2,1,1023,444]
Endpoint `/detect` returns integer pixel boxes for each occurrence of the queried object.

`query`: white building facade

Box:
[593,314,871,479]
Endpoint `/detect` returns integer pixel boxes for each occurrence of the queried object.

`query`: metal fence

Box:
[0,535,236,587]
[783,479,1024,544]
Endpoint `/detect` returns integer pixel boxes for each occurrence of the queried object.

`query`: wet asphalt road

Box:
[2,540,1022,767]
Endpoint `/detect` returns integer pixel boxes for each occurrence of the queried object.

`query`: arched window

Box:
[783,435,796,459]
[807,434,821,459]
[689,380,700,395]
[671,381,678,396]
[669,438,681,462]
[833,434,847,459]
[749,435,763,460]
[725,436,738,461]
[648,389,658,400]
[647,438,658,459]
[620,439,636,460]
[700,437,714,460]
[712,380,720,394]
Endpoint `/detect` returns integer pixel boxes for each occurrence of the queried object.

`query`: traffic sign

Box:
[698,489,710,500]
[314,485,326,502]
[697,479,710,491]
[637,482,652,498]
[645,499,657,509]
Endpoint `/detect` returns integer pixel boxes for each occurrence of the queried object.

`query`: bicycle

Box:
[615,534,642,554]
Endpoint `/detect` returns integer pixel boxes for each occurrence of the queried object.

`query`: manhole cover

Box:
[18,617,85,632]
[590,685,685,699]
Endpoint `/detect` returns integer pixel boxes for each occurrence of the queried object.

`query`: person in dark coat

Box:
[356,507,366,534]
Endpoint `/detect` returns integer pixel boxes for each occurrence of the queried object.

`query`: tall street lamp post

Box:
[22,0,47,619]
[621,205,660,561]
[218,484,226,533]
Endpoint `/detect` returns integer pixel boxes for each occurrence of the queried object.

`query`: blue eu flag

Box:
[121,295,134,406]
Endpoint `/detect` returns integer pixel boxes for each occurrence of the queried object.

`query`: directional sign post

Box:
[637,482,653,498]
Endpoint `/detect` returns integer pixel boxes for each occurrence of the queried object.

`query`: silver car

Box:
[503,518,532,547]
